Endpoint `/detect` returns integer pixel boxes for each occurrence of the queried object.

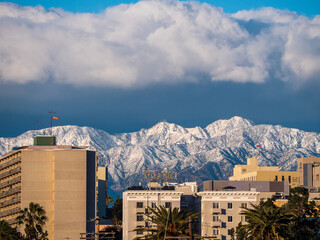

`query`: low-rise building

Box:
[229,158,298,188]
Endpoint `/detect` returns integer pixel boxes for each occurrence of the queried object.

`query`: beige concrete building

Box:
[198,191,260,240]
[0,135,97,240]
[229,158,298,188]
[297,157,320,190]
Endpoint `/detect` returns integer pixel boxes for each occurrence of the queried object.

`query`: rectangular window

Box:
[165,202,172,208]
[289,176,291,183]
[241,203,247,208]
[228,229,233,235]
[275,175,278,181]
[213,216,220,222]
[282,176,285,181]
[145,222,149,227]
[137,202,143,208]
[213,202,220,208]
[228,203,233,209]
[137,215,143,221]
[228,216,233,222]
[136,226,143,235]
[213,229,219,235]
[151,202,156,209]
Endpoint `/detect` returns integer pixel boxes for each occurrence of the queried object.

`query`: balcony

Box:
[212,221,221,228]
[0,207,20,218]
[0,196,21,209]
[0,167,21,179]
[0,177,21,190]
[0,186,21,200]
[212,209,221,214]
[0,157,21,172]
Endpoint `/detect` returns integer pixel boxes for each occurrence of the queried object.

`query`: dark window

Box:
[145,221,149,227]
[151,202,156,209]
[213,216,220,222]
[228,216,233,222]
[228,229,233,235]
[137,215,143,221]
[165,202,172,208]
[289,176,291,183]
[137,202,143,208]
[282,176,285,181]
[275,175,278,181]
[213,229,219,235]
[213,202,219,208]
[241,203,247,208]
[228,203,232,209]
[136,226,143,235]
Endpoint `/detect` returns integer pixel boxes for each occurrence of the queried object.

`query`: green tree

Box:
[285,187,320,240]
[133,205,198,240]
[16,202,48,240]
[239,199,292,240]
[111,197,123,226]
[0,220,22,240]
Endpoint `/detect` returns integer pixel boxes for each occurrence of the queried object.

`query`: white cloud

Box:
[0,1,319,87]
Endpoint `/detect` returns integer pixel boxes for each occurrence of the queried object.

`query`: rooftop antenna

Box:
[36,120,41,134]
[48,111,58,135]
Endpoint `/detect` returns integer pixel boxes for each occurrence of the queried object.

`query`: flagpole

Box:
[48,111,56,136]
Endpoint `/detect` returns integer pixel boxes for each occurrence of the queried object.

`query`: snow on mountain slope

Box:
[0,116,319,193]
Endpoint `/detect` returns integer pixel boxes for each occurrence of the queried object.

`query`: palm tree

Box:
[239,200,292,240]
[0,220,21,240]
[133,205,198,240]
[16,202,48,240]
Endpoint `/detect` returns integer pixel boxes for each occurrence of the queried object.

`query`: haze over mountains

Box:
[0,116,319,194]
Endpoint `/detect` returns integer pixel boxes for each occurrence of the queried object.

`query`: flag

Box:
[256,144,262,148]
[51,116,58,120]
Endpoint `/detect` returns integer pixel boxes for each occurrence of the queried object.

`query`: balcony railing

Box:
[0,167,21,179]
[0,207,20,218]
[0,186,21,200]
[0,196,21,209]
[0,157,21,172]
[0,176,21,190]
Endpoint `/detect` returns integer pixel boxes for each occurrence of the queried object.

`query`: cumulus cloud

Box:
[0,1,319,87]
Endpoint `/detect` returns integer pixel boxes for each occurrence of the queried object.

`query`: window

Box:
[316,175,320,181]
[213,202,219,208]
[213,229,219,235]
[145,222,149,227]
[227,203,232,209]
[137,215,143,221]
[165,202,172,208]
[282,176,285,181]
[289,176,291,183]
[213,216,220,222]
[228,229,233,235]
[136,226,143,235]
[241,203,247,208]
[228,216,233,222]
[137,202,143,208]
[151,202,156,209]
[275,175,278,181]
[241,216,247,222]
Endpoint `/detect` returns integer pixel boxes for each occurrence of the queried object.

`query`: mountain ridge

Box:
[0,116,319,194]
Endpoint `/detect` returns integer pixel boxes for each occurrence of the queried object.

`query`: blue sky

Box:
[7,0,320,16]
[0,0,319,137]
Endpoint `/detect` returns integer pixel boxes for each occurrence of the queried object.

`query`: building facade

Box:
[198,191,260,240]
[0,135,97,240]
[297,157,320,190]
[229,158,298,188]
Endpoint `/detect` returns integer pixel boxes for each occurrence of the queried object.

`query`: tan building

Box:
[198,191,261,239]
[229,158,298,188]
[297,157,320,190]
[0,135,97,240]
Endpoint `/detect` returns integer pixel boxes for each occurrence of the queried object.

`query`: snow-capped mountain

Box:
[0,116,319,194]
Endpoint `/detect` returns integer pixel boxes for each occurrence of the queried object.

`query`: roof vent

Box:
[34,135,56,146]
